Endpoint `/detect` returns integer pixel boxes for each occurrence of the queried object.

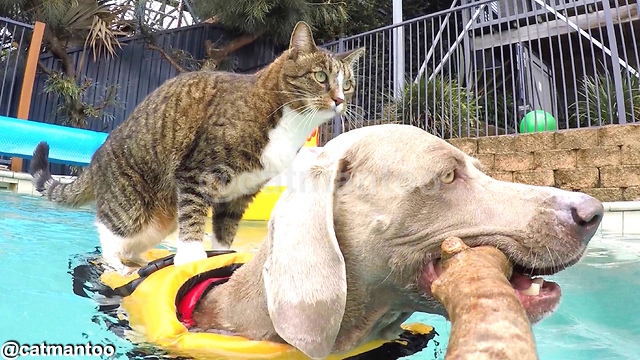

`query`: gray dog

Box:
[188,124,603,359]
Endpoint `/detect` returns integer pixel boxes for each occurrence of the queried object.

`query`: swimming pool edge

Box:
[2,169,639,235]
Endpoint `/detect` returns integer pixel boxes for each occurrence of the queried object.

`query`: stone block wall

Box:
[446,124,640,202]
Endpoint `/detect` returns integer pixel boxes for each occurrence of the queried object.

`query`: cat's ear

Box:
[262,150,350,359]
[337,47,366,69]
[288,21,317,58]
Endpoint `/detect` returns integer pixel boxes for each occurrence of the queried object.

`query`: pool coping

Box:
[2,169,639,235]
[0,169,74,194]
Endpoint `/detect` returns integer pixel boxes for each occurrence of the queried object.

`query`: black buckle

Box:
[111,249,236,297]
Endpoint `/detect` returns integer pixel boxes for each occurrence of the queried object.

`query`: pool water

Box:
[1,191,639,359]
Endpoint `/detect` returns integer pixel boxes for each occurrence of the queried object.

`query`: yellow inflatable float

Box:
[238,128,321,221]
[100,249,437,359]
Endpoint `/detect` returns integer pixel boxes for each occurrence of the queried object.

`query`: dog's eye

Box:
[440,170,455,184]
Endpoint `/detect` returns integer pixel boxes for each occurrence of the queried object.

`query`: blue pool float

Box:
[0,115,108,167]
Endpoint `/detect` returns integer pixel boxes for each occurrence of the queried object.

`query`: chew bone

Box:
[431,237,538,360]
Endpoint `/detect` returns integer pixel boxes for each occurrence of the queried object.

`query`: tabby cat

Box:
[30,21,365,274]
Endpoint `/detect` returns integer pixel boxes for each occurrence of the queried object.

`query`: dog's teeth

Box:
[532,278,544,286]
[521,282,541,296]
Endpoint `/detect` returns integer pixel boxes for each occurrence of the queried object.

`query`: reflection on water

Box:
[2,191,639,360]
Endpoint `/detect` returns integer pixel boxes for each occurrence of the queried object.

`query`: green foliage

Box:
[1,0,131,58]
[570,68,640,126]
[385,75,481,138]
[43,72,119,129]
[479,88,516,131]
[338,0,450,38]
[190,0,349,44]
[0,0,131,130]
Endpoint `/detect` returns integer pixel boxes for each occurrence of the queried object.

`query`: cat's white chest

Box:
[223,106,334,198]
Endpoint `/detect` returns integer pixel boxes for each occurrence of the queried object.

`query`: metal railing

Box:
[319,0,640,143]
[0,17,33,118]
[0,17,40,169]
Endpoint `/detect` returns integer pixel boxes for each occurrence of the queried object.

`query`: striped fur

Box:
[30,142,94,207]
[30,22,365,273]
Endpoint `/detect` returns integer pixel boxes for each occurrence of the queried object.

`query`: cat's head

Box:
[279,21,365,117]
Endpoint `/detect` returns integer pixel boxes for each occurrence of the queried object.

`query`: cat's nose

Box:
[333,97,344,106]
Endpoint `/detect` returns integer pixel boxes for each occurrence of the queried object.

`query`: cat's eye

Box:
[343,79,352,91]
[314,71,327,83]
[440,170,455,184]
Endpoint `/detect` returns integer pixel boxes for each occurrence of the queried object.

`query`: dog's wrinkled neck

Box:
[191,244,282,342]
[191,244,414,355]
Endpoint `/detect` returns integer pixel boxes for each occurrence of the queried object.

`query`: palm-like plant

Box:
[42,0,129,56]
[143,0,349,71]
[380,75,481,139]
[3,0,131,63]
[570,68,640,126]
[0,0,132,131]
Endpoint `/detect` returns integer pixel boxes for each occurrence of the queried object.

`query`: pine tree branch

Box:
[43,29,76,78]
[147,44,187,73]
[37,61,55,76]
[205,30,266,68]
[92,85,118,111]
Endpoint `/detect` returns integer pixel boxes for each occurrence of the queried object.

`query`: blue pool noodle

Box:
[0,115,108,167]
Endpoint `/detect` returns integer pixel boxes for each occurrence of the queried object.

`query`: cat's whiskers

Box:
[343,105,369,129]
[288,105,320,135]
[294,99,327,135]
[345,104,367,116]
[268,97,314,118]
[297,107,320,137]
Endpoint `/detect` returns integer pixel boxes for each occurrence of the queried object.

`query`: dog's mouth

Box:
[418,254,579,323]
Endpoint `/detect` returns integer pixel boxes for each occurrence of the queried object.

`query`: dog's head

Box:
[261,124,603,359]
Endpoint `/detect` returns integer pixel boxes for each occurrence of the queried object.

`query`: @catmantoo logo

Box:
[1,341,116,359]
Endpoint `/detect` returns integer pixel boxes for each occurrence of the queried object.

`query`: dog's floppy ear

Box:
[262,154,349,360]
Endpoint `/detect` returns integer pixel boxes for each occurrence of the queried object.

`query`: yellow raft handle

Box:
[112,249,237,297]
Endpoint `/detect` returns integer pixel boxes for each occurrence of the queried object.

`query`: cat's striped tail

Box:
[30,141,94,207]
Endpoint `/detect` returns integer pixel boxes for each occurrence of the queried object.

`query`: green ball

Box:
[519,110,557,133]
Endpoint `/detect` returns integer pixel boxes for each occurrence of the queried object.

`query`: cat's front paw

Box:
[174,240,208,266]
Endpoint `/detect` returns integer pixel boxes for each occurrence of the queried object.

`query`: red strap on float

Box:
[177,277,229,328]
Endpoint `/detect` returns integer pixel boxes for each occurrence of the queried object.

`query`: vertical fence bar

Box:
[602,0,627,124]
[7,26,26,117]
[373,31,379,125]
[424,19,429,131]
[401,26,407,126]
[367,34,373,127]
[357,37,365,129]
[454,11,462,137]
[332,38,346,140]
[10,21,45,172]
[614,0,635,123]
[381,30,386,123]
[416,21,422,131]
[446,15,453,139]
[543,4,558,128]
[590,0,610,127]
[432,19,437,134]
[625,0,640,77]
[409,23,413,123]
[0,26,11,112]
[392,0,405,98]
[388,28,393,124]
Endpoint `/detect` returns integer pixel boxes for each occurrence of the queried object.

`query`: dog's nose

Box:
[570,194,604,243]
